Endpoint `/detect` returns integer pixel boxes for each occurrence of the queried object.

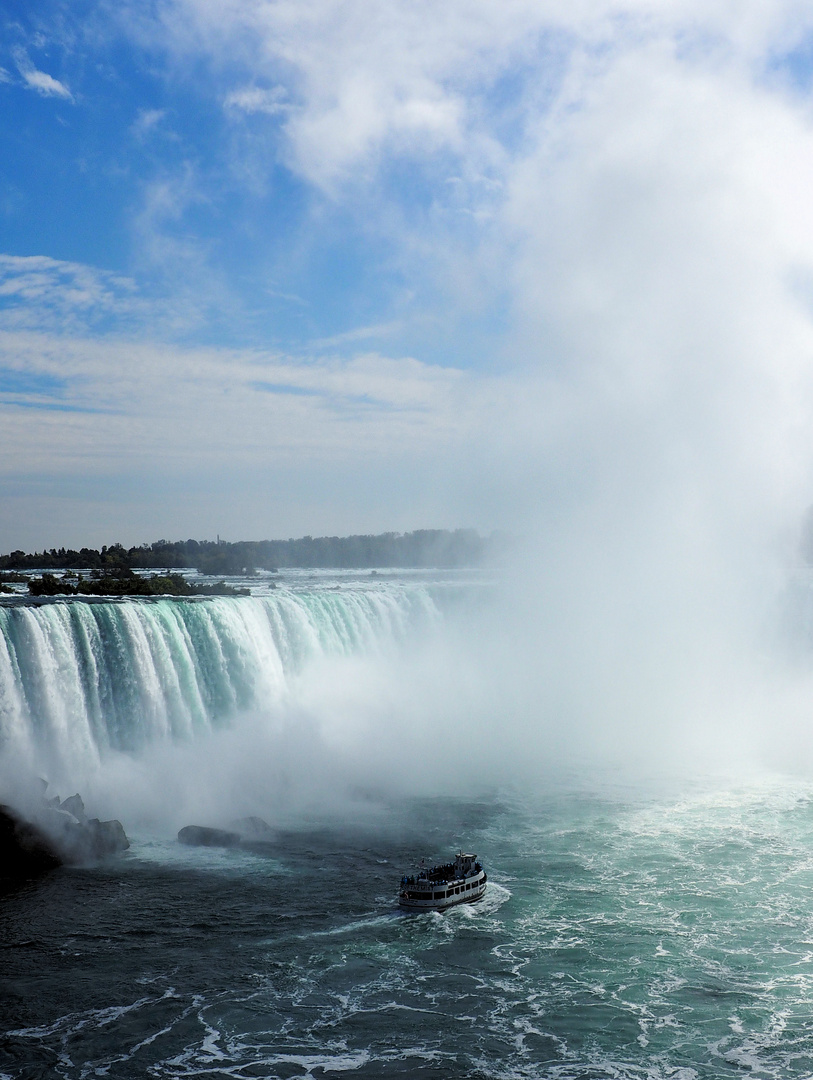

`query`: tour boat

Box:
[399,851,487,911]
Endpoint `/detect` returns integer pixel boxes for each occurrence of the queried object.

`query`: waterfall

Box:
[0,587,441,772]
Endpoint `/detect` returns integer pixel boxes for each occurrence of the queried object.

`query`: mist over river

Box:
[4,569,813,1078]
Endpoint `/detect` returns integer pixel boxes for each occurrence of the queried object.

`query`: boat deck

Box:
[399,852,487,911]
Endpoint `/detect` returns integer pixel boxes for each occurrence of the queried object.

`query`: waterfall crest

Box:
[0,588,440,770]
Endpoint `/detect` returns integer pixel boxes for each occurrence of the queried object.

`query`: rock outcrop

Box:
[230,816,275,842]
[59,793,87,823]
[86,816,129,856]
[178,817,275,851]
[43,794,128,854]
[35,793,129,862]
[0,787,129,879]
[0,804,62,879]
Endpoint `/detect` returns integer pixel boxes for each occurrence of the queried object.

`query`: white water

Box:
[5,563,813,832]
[0,580,444,790]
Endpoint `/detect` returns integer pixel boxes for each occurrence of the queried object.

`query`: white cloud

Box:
[311,321,403,349]
[0,244,515,544]
[224,85,287,115]
[21,67,72,99]
[124,1,813,580]
[0,254,204,338]
[140,0,813,193]
[0,255,135,313]
[5,0,813,770]
[13,48,72,100]
[130,108,167,139]
[0,326,503,550]
[10,1,813,568]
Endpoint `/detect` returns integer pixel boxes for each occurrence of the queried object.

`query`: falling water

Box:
[0,582,442,774]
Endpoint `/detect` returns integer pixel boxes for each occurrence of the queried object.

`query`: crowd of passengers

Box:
[400,861,482,887]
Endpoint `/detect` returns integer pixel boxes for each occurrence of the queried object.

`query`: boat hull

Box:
[398,871,487,911]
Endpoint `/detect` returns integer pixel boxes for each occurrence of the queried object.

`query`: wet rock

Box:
[178,825,241,848]
[55,815,129,863]
[60,793,87,824]
[231,816,275,842]
[231,816,277,854]
[87,818,129,856]
[36,807,92,863]
[0,805,62,879]
[34,804,129,864]
[1,783,129,869]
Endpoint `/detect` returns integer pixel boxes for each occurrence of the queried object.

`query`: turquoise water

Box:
[3,574,813,1077]
[0,574,451,761]
[4,780,813,1078]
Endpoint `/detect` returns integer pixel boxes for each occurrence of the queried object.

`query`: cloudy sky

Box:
[3,1,813,552]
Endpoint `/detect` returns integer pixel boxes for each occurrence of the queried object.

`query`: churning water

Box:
[3,571,813,1079]
[5,782,813,1079]
[0,571,446,765]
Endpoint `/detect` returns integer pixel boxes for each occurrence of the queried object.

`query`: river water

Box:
[4,779,813,1078]
[2,571,813,1078]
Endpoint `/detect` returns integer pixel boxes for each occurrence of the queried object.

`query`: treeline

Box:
[26,572,248,598]
[0,529,497,574]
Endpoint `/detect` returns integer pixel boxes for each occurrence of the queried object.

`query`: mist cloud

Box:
[5,2,813,797]
[5,1,813,549]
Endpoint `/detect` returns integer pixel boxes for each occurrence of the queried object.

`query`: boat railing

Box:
[401,859,484,891]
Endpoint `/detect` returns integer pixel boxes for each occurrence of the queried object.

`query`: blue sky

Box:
[3,1,813,553]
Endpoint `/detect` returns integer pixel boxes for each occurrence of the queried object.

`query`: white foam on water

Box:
[7,1000,148,1041]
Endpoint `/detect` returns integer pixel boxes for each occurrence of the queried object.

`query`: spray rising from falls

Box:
[4,564,812,825]
[0,586,442,780]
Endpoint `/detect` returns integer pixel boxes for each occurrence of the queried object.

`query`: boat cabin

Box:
[399,851,487,911]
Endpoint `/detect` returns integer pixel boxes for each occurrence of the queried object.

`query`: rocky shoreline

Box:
[0,786,129,881]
